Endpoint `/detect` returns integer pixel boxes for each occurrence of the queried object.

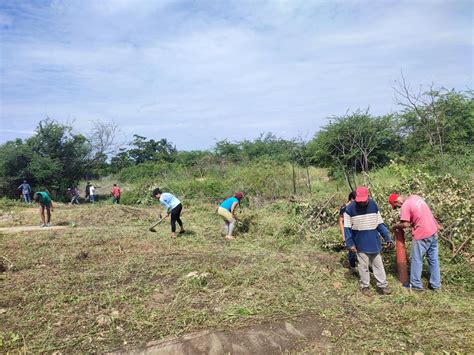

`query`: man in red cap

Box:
[344,186,394,296]
[389,193,441,291]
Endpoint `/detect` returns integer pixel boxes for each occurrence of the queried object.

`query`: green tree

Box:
[214,139,242,162]
[308,109,401,189]
[127,135,177,164]
[240,133,294,161]
[0,119,91,198]
[395,80,473,157]
[110,148,133,173]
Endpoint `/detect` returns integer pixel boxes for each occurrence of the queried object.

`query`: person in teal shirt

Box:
[218,192,244,240]
[33,191,54,227]
[152,188,185,238]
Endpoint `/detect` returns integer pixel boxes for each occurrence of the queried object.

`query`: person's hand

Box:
[385,241,394,249]
[349,246,357,253]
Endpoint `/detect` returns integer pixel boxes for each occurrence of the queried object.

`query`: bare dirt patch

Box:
[111,315,333,354]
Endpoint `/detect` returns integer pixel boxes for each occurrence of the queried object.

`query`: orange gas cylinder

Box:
[395,229,409,285]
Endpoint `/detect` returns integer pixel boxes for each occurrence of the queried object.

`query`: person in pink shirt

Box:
[389,193,441,291]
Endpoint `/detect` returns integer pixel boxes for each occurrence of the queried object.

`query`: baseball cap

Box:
[388,193,400,209]
[355,186,369,202]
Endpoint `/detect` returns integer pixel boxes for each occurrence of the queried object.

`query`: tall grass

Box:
[117,158,327,205]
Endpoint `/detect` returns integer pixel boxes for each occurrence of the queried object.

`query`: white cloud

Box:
[0,0,472,148]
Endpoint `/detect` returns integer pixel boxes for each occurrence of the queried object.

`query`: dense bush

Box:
[118,158,297,205]
[371,164,473,260]
[288,162,473,264]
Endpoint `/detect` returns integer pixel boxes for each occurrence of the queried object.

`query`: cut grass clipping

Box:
[1,202,473,353]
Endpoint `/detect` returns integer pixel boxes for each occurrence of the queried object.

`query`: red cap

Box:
[388,193,400,209]
[355,186,369,202]
[235,192,244,200]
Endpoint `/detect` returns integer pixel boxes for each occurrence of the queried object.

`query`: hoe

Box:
[149,214,167,232]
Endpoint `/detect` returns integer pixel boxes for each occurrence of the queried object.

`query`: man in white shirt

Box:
[89,184,96,203]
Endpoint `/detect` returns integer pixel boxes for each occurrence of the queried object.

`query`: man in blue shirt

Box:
[17,180,32,203]
[344,186,394,296]
[152,188,185,238]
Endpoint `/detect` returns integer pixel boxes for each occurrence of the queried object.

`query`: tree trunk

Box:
[292,162,296,195]
[305,165,312,193]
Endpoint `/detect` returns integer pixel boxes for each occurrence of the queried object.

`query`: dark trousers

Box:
[170,203,183,232]
[348,251,357,268]
[23,193,31,203]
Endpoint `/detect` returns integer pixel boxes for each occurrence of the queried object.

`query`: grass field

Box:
[1,201,473,353]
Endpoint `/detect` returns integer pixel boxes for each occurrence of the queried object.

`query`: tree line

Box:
[0,83,472,198]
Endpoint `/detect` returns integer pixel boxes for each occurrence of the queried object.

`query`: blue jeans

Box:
[23,193,31,203]
[410,234,441,289]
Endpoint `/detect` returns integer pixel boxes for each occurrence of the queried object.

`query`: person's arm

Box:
[338,215,345,242]
[375,211,393,244]
[343,213,356,252]
[50,202,54,212]
[377,223,393,244]
[160,196,172,214]
[230,201,239,219]
[392,203,411,232]
[391,220,410,232]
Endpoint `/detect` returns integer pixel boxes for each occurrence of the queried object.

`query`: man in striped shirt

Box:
[344,186,394,296]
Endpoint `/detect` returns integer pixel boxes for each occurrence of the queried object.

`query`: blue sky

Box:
[0,0,472,150]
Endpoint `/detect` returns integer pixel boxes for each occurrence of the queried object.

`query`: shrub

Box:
[117,158,298,205]
[370,163,473,260]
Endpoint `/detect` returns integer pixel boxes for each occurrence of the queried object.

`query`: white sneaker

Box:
[46,223,52,227]
[40,224,47,227]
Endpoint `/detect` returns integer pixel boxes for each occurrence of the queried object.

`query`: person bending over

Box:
[152,188,185,238]
[218,192,244,240]
[33,191,54,227]
[389,193,441,292]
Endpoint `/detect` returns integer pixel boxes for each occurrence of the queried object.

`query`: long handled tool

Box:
[149,214,167,232]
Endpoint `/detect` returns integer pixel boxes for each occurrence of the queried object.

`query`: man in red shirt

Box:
[112,184,121,204]
[389,193,441,291]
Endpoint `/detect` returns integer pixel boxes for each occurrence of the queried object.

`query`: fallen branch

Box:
[438,234,456,256]
[452,235,472,259]
[311,193,337,222]
[1,255,14,271]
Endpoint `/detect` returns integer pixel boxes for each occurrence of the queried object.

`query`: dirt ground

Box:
[111,316,332,354]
